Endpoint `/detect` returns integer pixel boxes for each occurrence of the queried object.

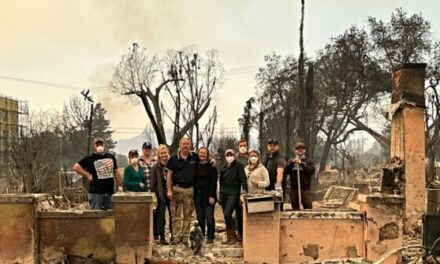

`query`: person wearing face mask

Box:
[263,138,287,209]
[139,142,155,192]
[73,138,120,210]
[193,147,218,244]
[219,149,247,245]
[284,142,315,210]
[245,150,270,194]
[234,139,248,242]
[151,144,172,245]
[123,150,147,192]
[236,139,249,166]
[138,142,157,238]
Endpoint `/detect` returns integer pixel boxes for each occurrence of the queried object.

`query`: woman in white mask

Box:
[219,149,248,245]
[123,150,146,192]
[245,150,270,194]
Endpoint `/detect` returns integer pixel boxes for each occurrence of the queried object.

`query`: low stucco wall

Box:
[0,194,46,264]
[38,210,115,263]
[280,211,366,263]
[0,193,155,264]
[243,195,404,263]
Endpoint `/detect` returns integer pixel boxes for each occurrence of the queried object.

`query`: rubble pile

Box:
[402,234,424,263]
[152,228,243,264]
[313,185,358,209]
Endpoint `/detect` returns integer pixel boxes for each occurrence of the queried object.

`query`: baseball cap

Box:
[267,138,279,145]
[142,142,152,149]
[128,149,139,157]
[295,142,306,149]
[225,149,236,156]
[94,138,104,144]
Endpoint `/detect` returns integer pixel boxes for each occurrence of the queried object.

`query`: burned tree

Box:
[256,53,297,156]
[315,27,389,171]
[348,9,432,149]
[238,97,255,144]
[9,111,61,193]
[297,0,307,147]
[112,44,223,153]
[368,8,431,69]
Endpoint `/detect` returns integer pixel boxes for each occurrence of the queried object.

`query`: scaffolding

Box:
[0,95,29,179]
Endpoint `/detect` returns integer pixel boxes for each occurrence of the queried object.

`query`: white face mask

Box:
[249,157,259,164]
[96,146,105,154]
[226,156,235,164]
[239,147,247,154]
[130,158,139,166]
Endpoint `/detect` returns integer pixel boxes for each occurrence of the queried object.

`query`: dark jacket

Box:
[151,161,168,203]
[194,162,218,202]
[220,160,248,194]
[284,157,315,191]
[236,153,249,167]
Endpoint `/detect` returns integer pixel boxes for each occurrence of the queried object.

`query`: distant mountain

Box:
[114,133,146,156]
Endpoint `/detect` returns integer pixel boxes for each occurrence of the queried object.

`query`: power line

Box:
[0,74,83,91]
[0,65,261,92]
[0,74,111,91]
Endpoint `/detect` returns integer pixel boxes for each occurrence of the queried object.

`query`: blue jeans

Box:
[194,192,216,239]
[89,193,113,210]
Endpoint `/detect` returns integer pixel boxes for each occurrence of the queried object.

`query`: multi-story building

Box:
[0,95,28,180]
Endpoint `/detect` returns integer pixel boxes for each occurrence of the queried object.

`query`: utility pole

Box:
[80,90,94,192]
[81,89,94,155]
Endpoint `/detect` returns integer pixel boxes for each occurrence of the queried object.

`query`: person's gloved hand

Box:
[117,186,123,192]
[275,183,283,195]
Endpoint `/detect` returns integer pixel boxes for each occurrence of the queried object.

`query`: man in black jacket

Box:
[284,142,315,210]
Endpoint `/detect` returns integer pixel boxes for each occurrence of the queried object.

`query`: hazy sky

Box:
[1,0,439,141]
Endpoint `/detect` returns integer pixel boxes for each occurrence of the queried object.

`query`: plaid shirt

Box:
[138,156,156,192]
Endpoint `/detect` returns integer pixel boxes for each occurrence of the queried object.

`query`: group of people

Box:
[73,136,315,246]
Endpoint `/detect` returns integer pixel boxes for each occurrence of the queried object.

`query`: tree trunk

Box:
[285,108,291,157]
[259,110,265,155]
[319,139,332,172]
[350,117,390,149]
[195,121,200,149]
[297,0,306,143]
[305,62,314,157]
